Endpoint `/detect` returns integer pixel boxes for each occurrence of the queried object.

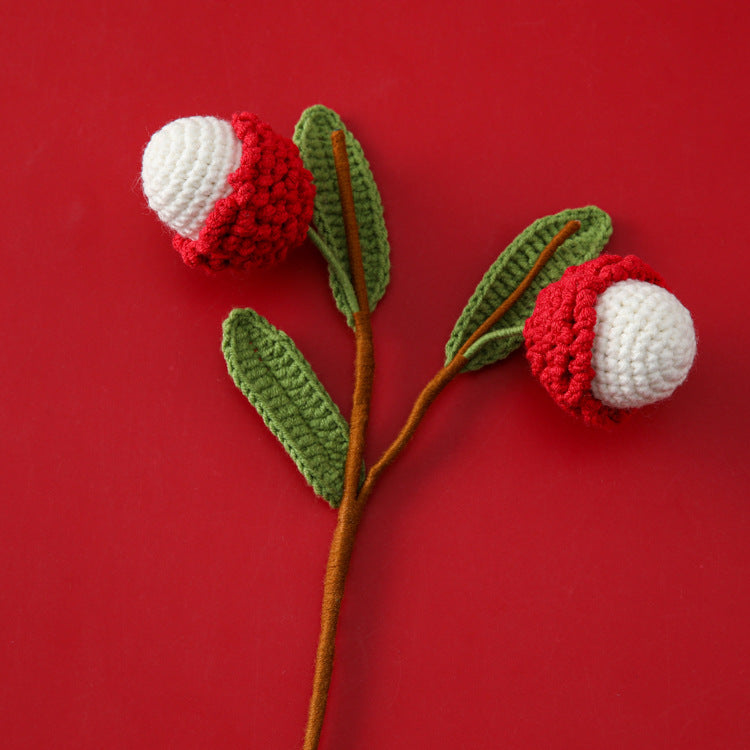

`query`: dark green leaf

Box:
[445,206,612,371]
[293,104,390,325]
[222,308,350,507]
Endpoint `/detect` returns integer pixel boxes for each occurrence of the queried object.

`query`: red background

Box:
[2,1,749,748]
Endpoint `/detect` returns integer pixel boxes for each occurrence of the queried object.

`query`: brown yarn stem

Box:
[457,219,581,358]
[331,130,370,314]
[302,136,376,750]
[357,219,580,505]
[302,208,579,749]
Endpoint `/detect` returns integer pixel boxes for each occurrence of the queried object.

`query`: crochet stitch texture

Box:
[222,308,351,506]
[523,254,692,425]
[142,116,242,241]
[590,279,696,409]
[293,105,390,324]
[143,113,315,272]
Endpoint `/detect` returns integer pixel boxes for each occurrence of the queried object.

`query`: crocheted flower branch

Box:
[141,104,696,750]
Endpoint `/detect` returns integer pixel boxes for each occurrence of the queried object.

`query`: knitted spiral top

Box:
[523,254,696,426]
[142,113,315,272]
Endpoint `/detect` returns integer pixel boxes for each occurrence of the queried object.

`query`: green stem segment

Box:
[303,133,375,750]
[307,227,360,316]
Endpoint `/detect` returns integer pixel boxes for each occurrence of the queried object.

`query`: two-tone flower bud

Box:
[524,254,696,426]
[141,113,315,271]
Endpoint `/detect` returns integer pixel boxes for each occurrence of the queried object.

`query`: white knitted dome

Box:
[141,116,242,240]
[590,279,696,409]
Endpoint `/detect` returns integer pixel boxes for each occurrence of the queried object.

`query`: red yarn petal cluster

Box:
[523,254,666,426]
[173,113,315,272]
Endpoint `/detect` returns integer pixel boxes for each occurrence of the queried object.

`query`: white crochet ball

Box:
[590,279,696,409]
[141,116,242,240]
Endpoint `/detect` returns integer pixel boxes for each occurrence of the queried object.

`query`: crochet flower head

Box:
[523,254,696,426]
[141,113,315,272]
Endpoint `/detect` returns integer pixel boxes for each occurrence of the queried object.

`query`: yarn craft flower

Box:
[141,103,699,750]
[523,254,696,426]
[141,113,315,271]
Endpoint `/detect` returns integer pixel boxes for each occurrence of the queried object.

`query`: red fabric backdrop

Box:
[2,1,748,748]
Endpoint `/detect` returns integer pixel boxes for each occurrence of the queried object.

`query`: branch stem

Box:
[357,219,581,505]
[457,220,581,358]
[331,130,370,314]
[302,214,580,750]
[302,133,375,750]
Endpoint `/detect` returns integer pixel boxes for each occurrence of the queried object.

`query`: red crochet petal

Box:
[173,113,315,272]
[523,254,666,426]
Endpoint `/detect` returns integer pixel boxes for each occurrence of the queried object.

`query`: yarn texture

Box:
[143,113,315,272]
[590,279,696,409]
[293,105,390,326]
[142,116,242,240]
[140,99,701,750]
[445,207,612,370]
[222,308,351,507]
[523,254,695,426]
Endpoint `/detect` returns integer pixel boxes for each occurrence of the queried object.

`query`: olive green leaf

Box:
[293,104,390,326]
[445,206,612,371]
[222,308,350,507]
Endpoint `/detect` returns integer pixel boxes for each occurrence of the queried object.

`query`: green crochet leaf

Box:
[293,104,390,326]
[445,206,612,371]
[222,308,350,508]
